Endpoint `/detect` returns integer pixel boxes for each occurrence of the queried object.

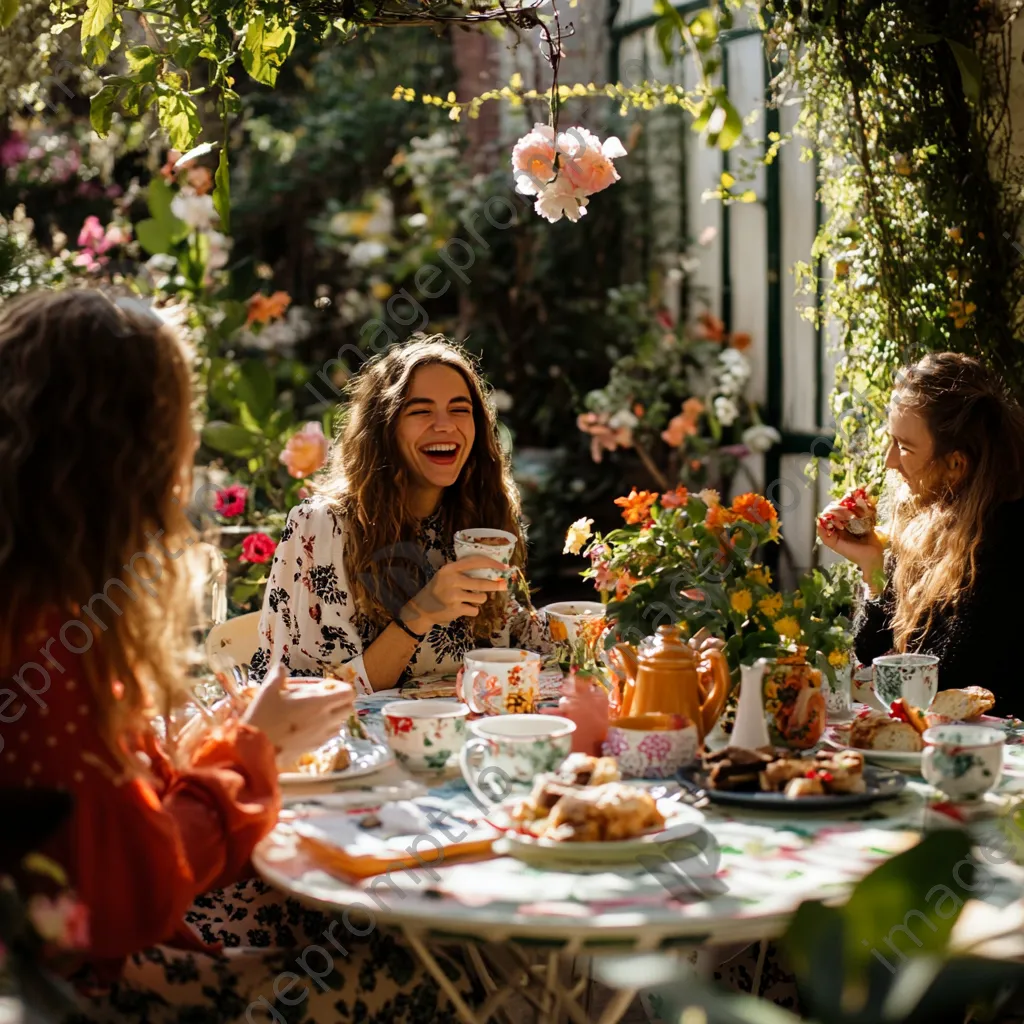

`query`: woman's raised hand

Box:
[242,664,356,765]
[401,557,508,632]
[816,498,885,580]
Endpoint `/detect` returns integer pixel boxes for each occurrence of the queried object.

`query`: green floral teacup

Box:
[922,724,1003,802]
[872,653,939,711]
[459,714,576,806]
[381,699,469,772]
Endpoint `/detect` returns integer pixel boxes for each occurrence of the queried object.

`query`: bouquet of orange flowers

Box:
[564,487,788,674]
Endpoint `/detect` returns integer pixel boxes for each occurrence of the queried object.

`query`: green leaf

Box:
[237,359,275,420]
[126,44,158,78]
[242,16,296,87]
[0,0,19,29]
[157,90,201,151]
[202,421,258,458]
[173,41,203,69]
[214,147,231,234]
[237,402,261,435]
[23,852,68,887]
[81,0,112,40]
[717,97,744,150]
[89,84,117,136]
[948,40,982,104]
[135,218,173,256]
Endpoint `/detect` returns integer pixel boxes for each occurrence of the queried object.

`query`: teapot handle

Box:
[697,648,731,737]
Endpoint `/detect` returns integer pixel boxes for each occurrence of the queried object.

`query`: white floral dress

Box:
[251,497,550,692]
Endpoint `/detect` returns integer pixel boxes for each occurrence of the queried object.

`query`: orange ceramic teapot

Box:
[611,626,730,742]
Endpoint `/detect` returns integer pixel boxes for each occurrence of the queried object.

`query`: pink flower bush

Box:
[512,123,626,224]
[0,132,29,169]
[73,215,131,272]
[214,484,248,518]
[280,421,329,479]
[240,532,277,564]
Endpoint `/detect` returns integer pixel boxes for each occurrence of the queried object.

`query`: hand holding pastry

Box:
[817,489,885,582]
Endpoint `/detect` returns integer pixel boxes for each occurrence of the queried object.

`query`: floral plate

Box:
[677,763,906,810]
[278,735,395,785]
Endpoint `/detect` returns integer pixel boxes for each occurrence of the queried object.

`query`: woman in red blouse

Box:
[0,291,477,1022]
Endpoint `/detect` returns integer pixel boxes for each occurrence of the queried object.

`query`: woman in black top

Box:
[817,353,1024,708]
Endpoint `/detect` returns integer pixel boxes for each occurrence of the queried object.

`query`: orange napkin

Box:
[297,833,498,881]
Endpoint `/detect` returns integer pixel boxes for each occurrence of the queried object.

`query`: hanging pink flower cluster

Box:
[511,123,627,224]
[74,215,131,272]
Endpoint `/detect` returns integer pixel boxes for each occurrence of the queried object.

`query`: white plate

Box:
[486,799,703,865]
[278,736,395,785]
[823,727,922,772]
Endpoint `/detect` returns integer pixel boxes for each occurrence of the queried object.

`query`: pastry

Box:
[850,710,923,752]
[890,698,928,735]
[554,753,621,787]
[927,686,996,725]
[785,777,825,798]
[759,758,809,791]
[819,488,877,537]
[705,749,775,792]
[541,782,665,842]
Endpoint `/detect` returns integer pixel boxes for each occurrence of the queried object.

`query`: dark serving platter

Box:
[676,762,907,810]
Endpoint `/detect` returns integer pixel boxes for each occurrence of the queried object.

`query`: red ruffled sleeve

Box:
[0,615,281,966]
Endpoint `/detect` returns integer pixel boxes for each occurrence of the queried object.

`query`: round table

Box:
[253,693,1024,1024]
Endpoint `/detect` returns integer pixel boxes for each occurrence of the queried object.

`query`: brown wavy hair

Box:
[317,336,524,636]
[0,290,195,761]
[888,352,1024,650]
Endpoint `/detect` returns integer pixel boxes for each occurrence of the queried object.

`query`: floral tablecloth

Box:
[254,693,1024,949]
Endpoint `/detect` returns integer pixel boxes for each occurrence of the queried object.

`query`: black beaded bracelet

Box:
[393,618,426,642]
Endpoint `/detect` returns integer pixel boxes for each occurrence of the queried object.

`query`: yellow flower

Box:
[758,593,784,618]
[370,280,393,301]
[948,300,977,329]
[773,616,802,641]
[793,594,804,608]
[746,566,772,587]
[947,226,964,245]
[698,488,720,507]
[563,517,594,555]
[730,589,753,615]
[828,649,851,668]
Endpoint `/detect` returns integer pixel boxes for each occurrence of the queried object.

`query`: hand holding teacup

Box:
[401,556,508,633]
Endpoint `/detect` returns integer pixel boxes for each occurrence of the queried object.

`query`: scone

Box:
[759,758,809,791]
[555,753,621,787]
[850,711,923,752]
[543,793,603,842]
[595,783,664,840]
[927,687,996,726]
[785,777,825,798]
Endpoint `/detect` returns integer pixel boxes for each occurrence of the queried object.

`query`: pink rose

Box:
[534,176,590,224]
[77,215,105,250]
[280,421,329,479]
[214,484,248,518]
[240,532,277,564]
[511,123,557,197]
[558,127,626,196]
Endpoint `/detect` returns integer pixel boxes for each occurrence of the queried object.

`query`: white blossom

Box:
[608,408,639,430]
[490,389,514,412]
[170,191,216,232]
[714,396,739,427]
[743,424,782,453]
[348,240,388,266]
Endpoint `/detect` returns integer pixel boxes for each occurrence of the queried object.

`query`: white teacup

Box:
[381,699,469,771]
[872,653,939,711]
[458,648,541,715]
[541,601,606,645]
[453,528,517,580]
[922,725,1004,802]
[459,714,576,805]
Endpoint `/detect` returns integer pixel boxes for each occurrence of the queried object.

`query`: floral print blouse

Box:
[251,497,551,694]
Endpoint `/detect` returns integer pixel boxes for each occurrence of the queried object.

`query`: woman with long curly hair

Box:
[818,352,1024,704]
[252,335,548,691]
[0,291,479,1022]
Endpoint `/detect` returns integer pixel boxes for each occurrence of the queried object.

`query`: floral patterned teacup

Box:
[453,528,517,580]
[602,714,698,779]
[922,725,1003,802]
[541,602,606,645]
[381,699,469,772]
[872,654,939,711]
[459,648,541,715]
[459,714,576,805]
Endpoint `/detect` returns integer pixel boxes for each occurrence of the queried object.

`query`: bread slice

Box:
[850,711,923,752]
[927,687,995,724]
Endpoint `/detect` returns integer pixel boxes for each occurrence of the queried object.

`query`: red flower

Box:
[214,484,248,518]
[387,716,414,735]
[240,532,277,564]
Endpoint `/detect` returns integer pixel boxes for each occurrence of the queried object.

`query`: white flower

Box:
[407,212,428,229]
[143,253,176,289]
[205,231,231,272]
[563,517,594,555]
[608,408,639,430]
[170,191,216,232]
[720,348,750,377]
[348,240,388,266]
[718,372,738,396]
[534,177,589,223]
[490,389,513,412]
[742,424,782,453]
[714,396,739,426]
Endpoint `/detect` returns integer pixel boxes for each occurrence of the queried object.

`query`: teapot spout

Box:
[610,642,639,718]
[611,642,639,682]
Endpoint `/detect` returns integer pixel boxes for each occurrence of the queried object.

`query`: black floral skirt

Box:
[69,877,479,1024]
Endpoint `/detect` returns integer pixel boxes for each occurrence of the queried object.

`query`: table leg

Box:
[751,941,768,997]
[403,929,492,1024]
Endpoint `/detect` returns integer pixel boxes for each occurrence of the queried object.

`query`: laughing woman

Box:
[251,337,548,692]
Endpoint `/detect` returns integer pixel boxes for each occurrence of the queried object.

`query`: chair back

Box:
[204,612,262,675]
